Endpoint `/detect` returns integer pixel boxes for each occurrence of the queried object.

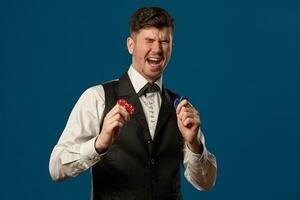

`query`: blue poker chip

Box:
[173,96,188,109]
[173,98,180,109]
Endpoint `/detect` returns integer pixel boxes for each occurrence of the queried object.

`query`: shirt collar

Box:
[127,65,163,94]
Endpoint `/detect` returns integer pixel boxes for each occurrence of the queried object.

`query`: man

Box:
[49,7,217,200]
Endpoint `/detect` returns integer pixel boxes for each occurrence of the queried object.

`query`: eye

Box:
[161,40,170,44]
[161,40,170,47]
[145,38,155,43]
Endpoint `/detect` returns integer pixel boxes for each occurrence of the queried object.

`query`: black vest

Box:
[92,73,184,200]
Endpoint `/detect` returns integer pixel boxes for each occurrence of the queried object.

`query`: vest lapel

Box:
[153,87,175,142]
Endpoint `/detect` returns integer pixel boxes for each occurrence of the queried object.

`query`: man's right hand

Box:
[94,103,130,154]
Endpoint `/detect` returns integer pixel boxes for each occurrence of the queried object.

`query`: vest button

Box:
[147,140,151,144]
[150,158,155,165]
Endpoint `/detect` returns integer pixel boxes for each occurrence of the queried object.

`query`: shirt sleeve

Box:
[49,86,106,181]
[183,129,217,191]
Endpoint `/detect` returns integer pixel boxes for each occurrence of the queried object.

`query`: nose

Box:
[151,41,162,53]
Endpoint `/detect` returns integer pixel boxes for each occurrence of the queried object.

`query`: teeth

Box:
[148,58,161,62]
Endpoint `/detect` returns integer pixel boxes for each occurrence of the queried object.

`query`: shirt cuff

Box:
[80,136,101,162]
[185,142,208,164]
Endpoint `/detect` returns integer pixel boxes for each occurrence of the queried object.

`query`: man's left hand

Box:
[176,99,203,154]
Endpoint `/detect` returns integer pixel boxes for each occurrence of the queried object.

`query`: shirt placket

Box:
[146,93,157,139]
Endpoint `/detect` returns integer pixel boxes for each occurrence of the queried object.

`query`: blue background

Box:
[1,0,299,199]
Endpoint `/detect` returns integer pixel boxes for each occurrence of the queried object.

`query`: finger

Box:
[103,118,124,134]
[177,106,194,115]
[117,103,131,121]
[111,120,124,128]
[179,110,200,125]
[112,105,130,122]
[104,110,126,129]
[109,113,126,125]
[182,117,199,128]
[176,99,188,114]
[177,107,191,118]
[104,104,119,119]
[107,117,125,130]
[179,111,195,122]
[177,106,198,119]
[108,121,124,135]
[106,104,130,122]
[176,99,193,114]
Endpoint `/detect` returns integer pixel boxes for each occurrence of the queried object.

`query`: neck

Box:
[132,65,160,83]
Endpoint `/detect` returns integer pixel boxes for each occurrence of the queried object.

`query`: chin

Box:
[149,64,166,73]
[147,72,162,81]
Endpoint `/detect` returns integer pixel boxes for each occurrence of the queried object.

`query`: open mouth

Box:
[146,57,163,67]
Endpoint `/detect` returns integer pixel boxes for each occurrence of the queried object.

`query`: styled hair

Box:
[129,7,175,36]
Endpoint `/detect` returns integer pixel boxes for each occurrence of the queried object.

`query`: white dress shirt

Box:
[49,65,217,191]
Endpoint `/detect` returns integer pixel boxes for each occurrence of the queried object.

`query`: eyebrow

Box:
[144,36,170,42]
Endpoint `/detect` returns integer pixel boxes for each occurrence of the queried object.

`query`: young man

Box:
[49,7,217,200]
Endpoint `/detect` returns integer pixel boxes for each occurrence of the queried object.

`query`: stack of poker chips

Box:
[117,99,135,115]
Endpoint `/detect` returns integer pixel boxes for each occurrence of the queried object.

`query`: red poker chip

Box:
[117,99,135,115]
[125,103,135,115]
[117,99,127,107]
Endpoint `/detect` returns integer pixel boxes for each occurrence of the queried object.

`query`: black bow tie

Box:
[137,83,160,96]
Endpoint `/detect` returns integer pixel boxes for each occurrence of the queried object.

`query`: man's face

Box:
[127,27,173,83]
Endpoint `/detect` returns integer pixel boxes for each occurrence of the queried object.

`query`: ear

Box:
[127,36,134,55]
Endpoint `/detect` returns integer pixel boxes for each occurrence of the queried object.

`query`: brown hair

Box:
[129,7,175,36]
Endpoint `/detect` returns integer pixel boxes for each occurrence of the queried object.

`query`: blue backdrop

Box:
[1,0,299,199]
